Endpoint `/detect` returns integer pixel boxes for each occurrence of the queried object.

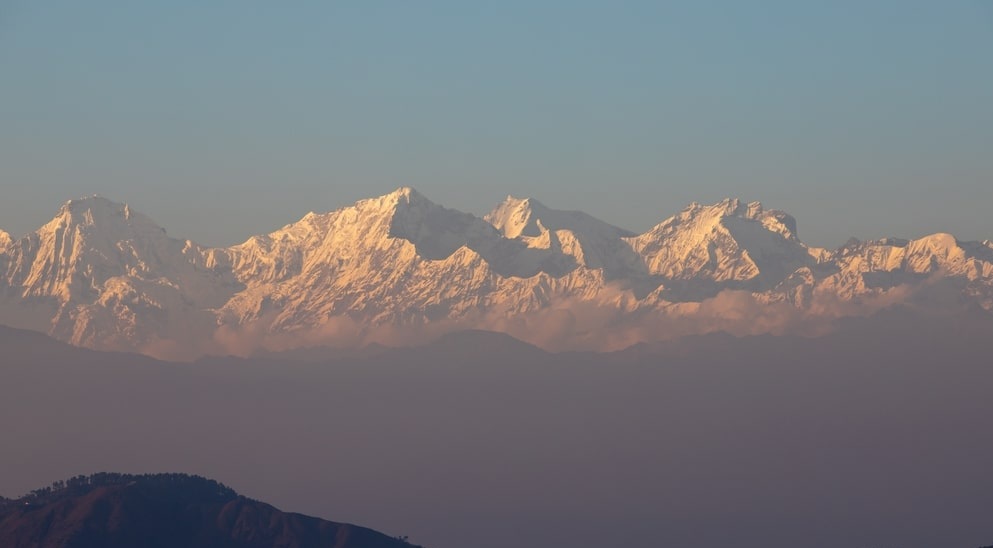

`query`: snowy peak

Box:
[490,196,635,239]
[312,186,490,250]
[627,198,809,285]
[676,198,748,221]
[483,195,640,277]
[485,195,634,240]
[9,196,177,299]
[639,197,800,242]
[486,195,547,239]
[225,187,574,310]
[0,197,240,356]
[355,185,430,219]
[747,203,798,240]
[385,187,503,261]
[390,185,427,205]
[833,231,993,279]
[0,229,11,251]
[669,198,798,240]
[234,186,470,253]
[361,187,578,278]
[912,232,959,251]
[42,196,168,243]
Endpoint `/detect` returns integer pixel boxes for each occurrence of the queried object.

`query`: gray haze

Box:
[2,313,993,548]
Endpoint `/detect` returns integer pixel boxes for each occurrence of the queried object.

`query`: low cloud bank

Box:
[161,277,978,362]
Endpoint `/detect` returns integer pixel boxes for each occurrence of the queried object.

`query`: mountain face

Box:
[626,199,811,291]
[0,197,242,356]
[484,196,640,280]
[0,474,419,548]
[1,188,991,358]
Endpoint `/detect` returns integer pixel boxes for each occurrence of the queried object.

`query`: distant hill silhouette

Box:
[0,473,421,548]
[6,311,993,547]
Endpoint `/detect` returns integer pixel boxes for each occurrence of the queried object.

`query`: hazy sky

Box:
[1,1,991,247]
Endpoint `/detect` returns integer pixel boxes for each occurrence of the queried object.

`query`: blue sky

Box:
[1,1,991,247]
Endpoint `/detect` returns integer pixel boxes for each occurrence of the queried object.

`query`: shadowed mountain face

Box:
[0,474,419,548]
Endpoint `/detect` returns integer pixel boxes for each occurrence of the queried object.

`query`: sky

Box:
[1,1,991,248]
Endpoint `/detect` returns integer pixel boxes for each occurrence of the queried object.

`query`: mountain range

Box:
[1,187,991,359]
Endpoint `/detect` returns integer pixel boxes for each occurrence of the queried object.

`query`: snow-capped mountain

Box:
[627,199,808,282]
[484,196,639,280]
[809,234,993,307]
[1,188,990,358]
[217,188,592,336]
[0,197,241,355]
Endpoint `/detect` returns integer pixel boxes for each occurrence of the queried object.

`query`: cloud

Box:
[126,273,980,361]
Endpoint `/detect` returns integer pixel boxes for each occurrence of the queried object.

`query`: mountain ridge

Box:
[0,473,421,548]
[1,188,990,359]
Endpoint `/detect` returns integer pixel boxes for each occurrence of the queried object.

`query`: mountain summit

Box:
[485,196,639,279]
[0,196,240,354]
[1,188,990,358]
[626,198,810,290]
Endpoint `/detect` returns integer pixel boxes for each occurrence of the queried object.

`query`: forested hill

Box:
[0,473,421,548]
